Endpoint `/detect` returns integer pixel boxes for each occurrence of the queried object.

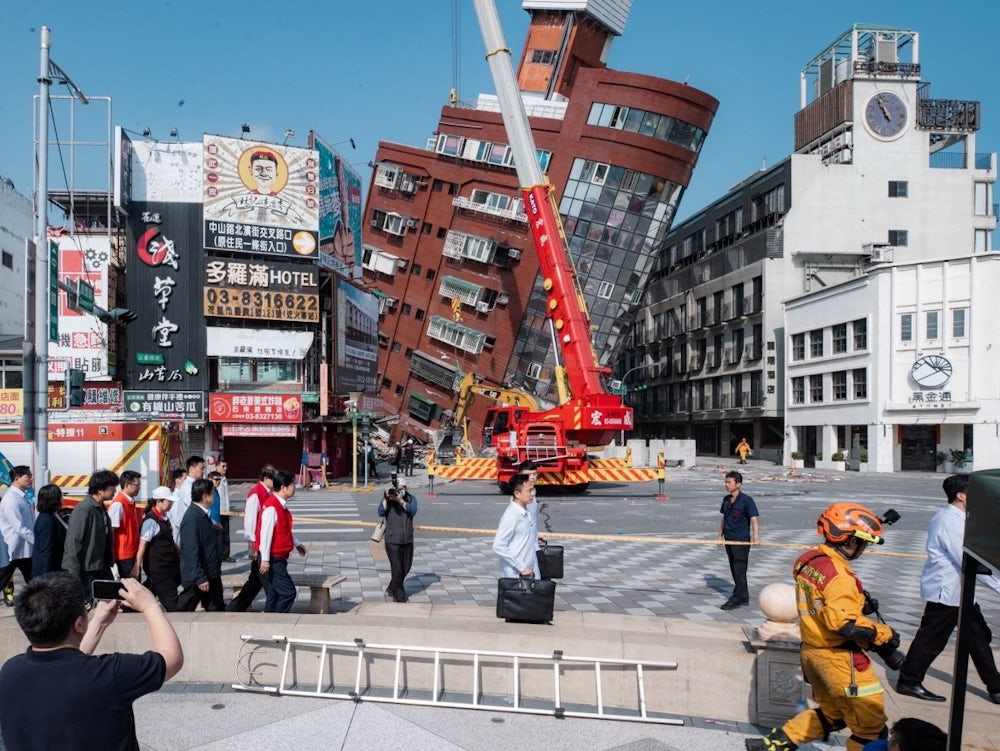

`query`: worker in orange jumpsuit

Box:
[736,437,752,464]
[746,503,906,751]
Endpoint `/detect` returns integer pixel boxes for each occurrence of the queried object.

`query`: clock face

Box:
[910,355,952,389]
[865,92,908,139]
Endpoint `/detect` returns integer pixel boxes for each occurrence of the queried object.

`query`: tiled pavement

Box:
[223,470,998,639]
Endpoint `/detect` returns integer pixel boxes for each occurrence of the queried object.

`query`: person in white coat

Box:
[0,465,35,601]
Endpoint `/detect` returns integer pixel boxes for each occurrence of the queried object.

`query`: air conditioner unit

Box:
[396,258,408,269]
[476,301,491,313]
[406,218,419,229]
[497,293,509,305]
[507,248,521,260]
[370,219,379,228]
[385,299,397,309]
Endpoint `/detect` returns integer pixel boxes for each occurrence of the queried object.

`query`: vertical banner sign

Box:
[335,279,379,394]
[48,239,59,343]
[314,136,364,279]
[202,135,319,259]
[48,235,111,378]
[125,203,207,391]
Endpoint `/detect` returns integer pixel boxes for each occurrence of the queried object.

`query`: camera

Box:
[391,472,398,489]
[385,487,400,499]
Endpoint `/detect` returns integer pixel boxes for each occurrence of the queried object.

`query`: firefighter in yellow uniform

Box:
[746,503,906,751]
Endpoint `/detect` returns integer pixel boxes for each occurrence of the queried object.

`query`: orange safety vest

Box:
[110,492,140,561]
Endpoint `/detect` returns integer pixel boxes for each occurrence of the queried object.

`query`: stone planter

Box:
[789,459,804,469]
[942,461,955,474]
[815,460,846,471]
[859,462,870,472]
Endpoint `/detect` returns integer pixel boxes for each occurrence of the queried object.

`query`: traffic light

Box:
[67,369,85,407]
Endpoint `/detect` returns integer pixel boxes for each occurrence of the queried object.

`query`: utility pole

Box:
[33,27,52,484]
[32,27,89,484]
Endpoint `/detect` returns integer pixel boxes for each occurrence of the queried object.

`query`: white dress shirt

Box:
[921,502,1000,606]
[492,499,538,579]
[0,487,34,559]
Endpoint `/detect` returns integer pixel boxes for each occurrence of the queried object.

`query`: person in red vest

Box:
[108,471,142,579]
[225,464,276,612]
[256,470,307,613]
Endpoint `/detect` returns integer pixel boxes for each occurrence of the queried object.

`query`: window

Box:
[531,49,556,64]
[926,311,939,340]
[809,329,824,357]
[975,229,990,252]
[436,227,447,239]
[381,377,391,389]
[422,222,432,235]
[888,181,908,197]
[832,323,848,354]
[391,342,400,352]
[425,268,436,280]
[791,377,805,404]
[900,313,912,342]
[853,368,868,399]
[1,251,11,270]
[401,303,412,316]
[975,182,990,215]
[791,333,805,361]
[952,308,967,338]
[809,374,823,403]
[410,263,422,275]
[889,229,908,246]
[853,318,867,350]
[597,281,614,299]
[832,371,848,400]
[415,309,425,321]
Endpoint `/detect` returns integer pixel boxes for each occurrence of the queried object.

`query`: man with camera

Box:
[0,573,183,750]
[379,476,417,602]
[746,503,905,751]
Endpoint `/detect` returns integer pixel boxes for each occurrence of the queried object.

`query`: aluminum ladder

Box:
[234,634,682,725]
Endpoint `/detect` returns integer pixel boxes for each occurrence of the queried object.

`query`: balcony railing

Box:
[452,196,527,223]
[929,152,995,170]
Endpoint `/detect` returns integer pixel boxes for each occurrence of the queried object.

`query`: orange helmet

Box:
[816,503,885,545]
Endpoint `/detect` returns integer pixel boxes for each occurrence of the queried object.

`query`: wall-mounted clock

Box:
[864,92,908,140]
[910,354,952,389]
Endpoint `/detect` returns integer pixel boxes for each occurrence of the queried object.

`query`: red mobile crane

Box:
[436,0,645,492]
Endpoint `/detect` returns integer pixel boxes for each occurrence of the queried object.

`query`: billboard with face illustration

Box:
[202,135,319,259]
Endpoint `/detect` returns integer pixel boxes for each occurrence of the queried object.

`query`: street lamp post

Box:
[32,27,88,484]
[613,362,661,446]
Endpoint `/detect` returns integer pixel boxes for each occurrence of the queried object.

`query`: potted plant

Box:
[829,452,846,471]
[859,452,870,472]
[790,451,804,469]
[938,450,954,473]
[950,448,967,470]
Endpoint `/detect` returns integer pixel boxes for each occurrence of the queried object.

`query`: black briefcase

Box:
[536,544,564,580]
[496,577,556,623]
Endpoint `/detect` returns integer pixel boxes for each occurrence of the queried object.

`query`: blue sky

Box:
[1,1,997,226]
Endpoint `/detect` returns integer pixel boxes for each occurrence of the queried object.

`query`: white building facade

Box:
[0,177,31,341]
[624,24,996,469]
[785,254,1000,472]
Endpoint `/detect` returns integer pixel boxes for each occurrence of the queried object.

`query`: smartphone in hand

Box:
[91,580,126,601]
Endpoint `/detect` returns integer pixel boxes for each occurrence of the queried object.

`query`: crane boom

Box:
[472,0,621,407]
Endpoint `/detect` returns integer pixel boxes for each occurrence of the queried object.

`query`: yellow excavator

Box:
[437,372,538,458]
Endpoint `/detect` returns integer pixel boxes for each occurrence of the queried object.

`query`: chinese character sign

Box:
[48,234,111,379]
[203,256,319,322]
[125,202,207,391]
[202,135,319,258]
[209,392,302,423]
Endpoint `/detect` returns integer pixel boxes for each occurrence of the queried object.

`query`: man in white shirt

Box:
[168,457,204,546]
[225,464,276,612]
[216,460,234,562]
[0,466,35,599]
[256,469,307,613]
[895,473,1000,703]
[492,474,540,579]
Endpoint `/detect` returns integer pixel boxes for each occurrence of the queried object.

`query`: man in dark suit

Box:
[177,478,223,611]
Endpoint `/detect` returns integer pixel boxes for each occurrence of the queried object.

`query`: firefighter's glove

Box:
[861,589,879,616]
[874,631,905,671]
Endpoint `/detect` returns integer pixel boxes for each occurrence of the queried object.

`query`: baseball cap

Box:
[151,486,174,501]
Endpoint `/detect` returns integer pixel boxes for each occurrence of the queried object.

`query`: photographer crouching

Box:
[379,476,418,603]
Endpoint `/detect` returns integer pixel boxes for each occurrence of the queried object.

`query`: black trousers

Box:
[219,516,231,559]
[178,577,224,612]
[900,600,1000,692]
[0,558,32,591]
[386,542,413,601]
[145,567,180,612]
[724,542,750,603]
[226,554,263,612]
